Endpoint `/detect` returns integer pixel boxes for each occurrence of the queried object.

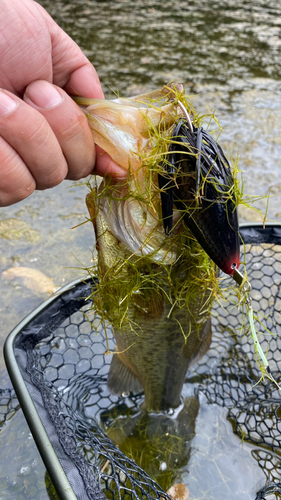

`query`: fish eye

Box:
[231,262,237,269]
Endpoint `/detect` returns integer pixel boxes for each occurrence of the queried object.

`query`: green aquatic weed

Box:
[83,84,273,382]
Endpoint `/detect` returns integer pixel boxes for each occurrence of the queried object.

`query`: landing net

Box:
[2,224,281,500]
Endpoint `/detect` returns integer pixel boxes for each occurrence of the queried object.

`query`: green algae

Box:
[0,219,39,243]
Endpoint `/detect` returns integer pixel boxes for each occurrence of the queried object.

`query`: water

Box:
[0,0,280,498]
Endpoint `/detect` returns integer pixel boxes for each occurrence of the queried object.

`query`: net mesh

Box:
[2,225,281,500]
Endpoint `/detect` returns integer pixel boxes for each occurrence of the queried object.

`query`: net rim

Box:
[3,278,91,500]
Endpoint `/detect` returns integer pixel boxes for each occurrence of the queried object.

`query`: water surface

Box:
[0,1,280,498]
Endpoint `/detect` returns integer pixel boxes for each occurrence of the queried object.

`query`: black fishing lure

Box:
[158,119,240,275]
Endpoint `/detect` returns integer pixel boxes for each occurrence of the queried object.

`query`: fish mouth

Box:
[158,119,240,275]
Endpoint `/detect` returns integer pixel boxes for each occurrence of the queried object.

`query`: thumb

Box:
[36,2,104,99]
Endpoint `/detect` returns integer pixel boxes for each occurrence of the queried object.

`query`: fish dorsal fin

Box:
[107,354,143,396]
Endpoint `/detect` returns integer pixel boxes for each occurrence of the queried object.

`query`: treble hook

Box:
[177,101,194,135]
[232,267,252,306]
[176,101,204,192]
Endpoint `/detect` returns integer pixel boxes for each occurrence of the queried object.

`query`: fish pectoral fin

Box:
[107,354,143,396]
[86,190,98,234]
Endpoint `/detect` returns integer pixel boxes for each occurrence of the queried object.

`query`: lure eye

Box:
[220,255,240,276]
[229,261,239,276]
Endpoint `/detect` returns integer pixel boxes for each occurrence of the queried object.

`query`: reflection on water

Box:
[29,0,281,218]
[99,395,265,499]
[0,403,56,500]
[0,0,281,498]
[39,0,281,90]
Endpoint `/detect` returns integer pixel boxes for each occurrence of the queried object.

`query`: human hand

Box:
[0,0,126,207]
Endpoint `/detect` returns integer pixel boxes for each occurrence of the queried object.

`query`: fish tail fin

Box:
[107,354,143,395]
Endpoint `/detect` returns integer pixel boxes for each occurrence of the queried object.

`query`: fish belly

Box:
[107,287,212,412]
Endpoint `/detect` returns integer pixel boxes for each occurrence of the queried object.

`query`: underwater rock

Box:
[2,267,57,295]
[166,483,189,500]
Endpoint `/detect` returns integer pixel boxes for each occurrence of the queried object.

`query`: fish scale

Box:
[77,87,236,411]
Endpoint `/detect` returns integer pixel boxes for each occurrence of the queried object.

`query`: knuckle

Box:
[57,111,95,179]
[59,111,88,142]
[0,155,36,206]
[36,160,67,189]
[25,117,52,151]
[21,120,68,189]
[66,154,95,180]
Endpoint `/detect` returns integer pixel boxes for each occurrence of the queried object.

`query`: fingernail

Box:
[114,167,128,180]
[26,80,63,109]
[0,90,18,116]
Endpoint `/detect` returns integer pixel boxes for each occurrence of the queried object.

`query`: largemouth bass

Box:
[75,84,239,411]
